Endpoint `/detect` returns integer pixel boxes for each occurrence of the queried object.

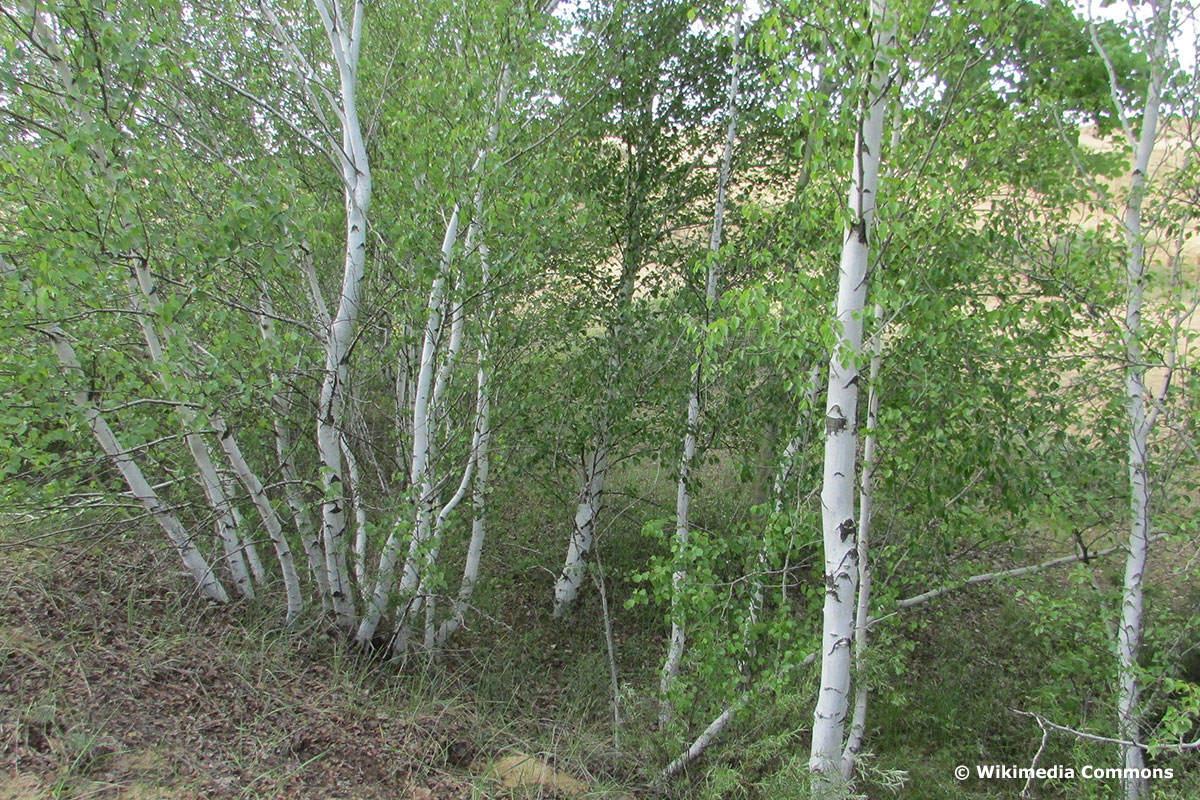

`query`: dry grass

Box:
[0,530,633,800]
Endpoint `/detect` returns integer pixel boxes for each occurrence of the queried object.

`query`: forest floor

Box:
[2,460,1198,800]
[0,532,638,800]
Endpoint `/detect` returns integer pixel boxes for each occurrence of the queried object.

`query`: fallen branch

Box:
[1012,709,1200,752]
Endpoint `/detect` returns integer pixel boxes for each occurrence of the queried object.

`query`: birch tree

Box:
[551,0,735,617]
[660,5,744,726]
[1090,1,1173,795]
[809,0,892,793]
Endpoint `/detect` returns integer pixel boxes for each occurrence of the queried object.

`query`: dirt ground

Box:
[0,537,487,800]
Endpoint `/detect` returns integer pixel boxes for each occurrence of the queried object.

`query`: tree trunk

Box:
[312,0,372,631]
[661,7,744,726]
[1,258,229,603]
[841,304,882,778]
[126,268,255,600]
[260,288,331,606]
[809,0,891,793]
[1113,3,1168,796]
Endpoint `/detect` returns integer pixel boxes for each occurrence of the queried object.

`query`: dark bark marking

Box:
[826,404,847,436]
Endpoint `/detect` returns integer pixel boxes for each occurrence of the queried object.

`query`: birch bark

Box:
[841,303,882,778]
[660,7,743,725]
[356,205,460,646]
[259,289,331,604]
[1112,3,1169,795]
[126,269,255,600]
[434,67,510,645]
[307,0,372,630]
[809,0,891,792]
[1,258,228,602]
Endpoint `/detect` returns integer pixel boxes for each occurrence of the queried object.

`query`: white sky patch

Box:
[1079,0,1198,71]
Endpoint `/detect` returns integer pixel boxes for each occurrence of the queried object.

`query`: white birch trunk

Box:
[212,411,304,621]
[357,205,461,645]
[126,270,255,600]
[310,0,372,630]
[841,304,882,778]
[554,443,610,617]
[376,62,514,649]
[260,290,331,604]
[16,3,236,604]
[1113,3,1169,795]
[433,65,509,645]
[223,483,266,584]
[553,216,644,618]
[553,91,655,619]
[810,1,891,792]
[660,8,743,726]
[132,263,307,619]
[342,432,370,600]
[1,258,228,602]
[421,444,477,648]
[436,352,493,646]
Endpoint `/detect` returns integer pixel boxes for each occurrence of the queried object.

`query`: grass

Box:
[3,452,1199,799]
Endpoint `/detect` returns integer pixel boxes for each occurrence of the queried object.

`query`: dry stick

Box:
[878,533,1169,617]
[662,652,819,779]
[1012,710,1200,752]
[591,548,622,753]
[1021,716,1051,799]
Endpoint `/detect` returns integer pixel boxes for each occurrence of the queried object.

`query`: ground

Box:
[0,532,628,800]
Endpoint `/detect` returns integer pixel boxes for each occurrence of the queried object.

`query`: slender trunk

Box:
[358,204,460,645]
[434,355,492,646]
[435,62,507,642]
[554,442,610,616]
[1114,4,1168,796]
[131,263,309,619]
[260,289,331,604]
[16,3,232,603]
[223,481,266,584]
[661,9,744,725]
[394,334,414,489]
[554,92,654,618]
[810,0,891,792]
[553,239,639,618]
[421,443,477,648]
[313,0,372,630]
[212,412,304,621]
[127,269,255,600]
[842,106,899,778]
[342,432,370,600]
[2,258,228,602]
[841,304,883,778]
